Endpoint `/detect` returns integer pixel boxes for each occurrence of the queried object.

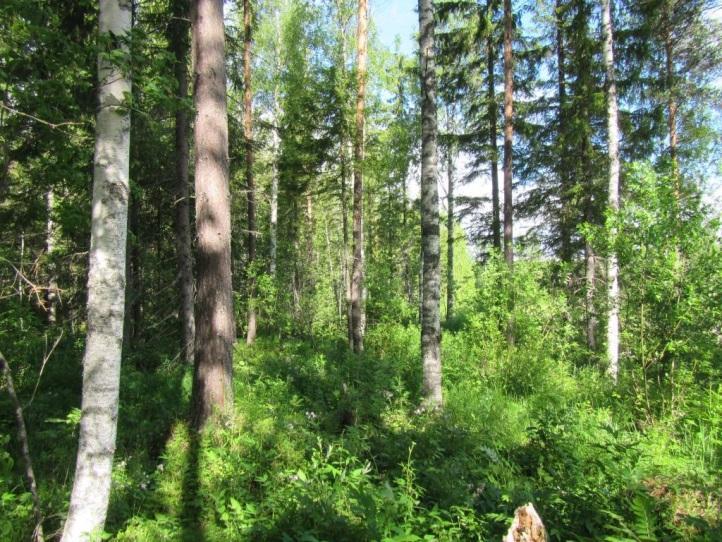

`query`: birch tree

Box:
[419,0,442,408]
[61,0,132,538]
[350,0,367,353]
[602,0,620,382]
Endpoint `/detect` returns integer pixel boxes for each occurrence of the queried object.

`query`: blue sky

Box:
[373,0,417,55]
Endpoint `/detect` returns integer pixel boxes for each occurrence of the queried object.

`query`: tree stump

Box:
[503,503,547,542]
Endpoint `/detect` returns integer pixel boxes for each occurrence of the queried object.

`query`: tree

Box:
[61,0,132,539]
[350,0,367,353]
[502,0,513,267]
[191,0,234,428]
[244,0,257,345]
[419,0,442,407]
[169,0,194,365]
[601,0,620,382]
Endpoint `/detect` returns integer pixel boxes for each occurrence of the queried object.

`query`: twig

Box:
[0,101,85,131]
[0,350,45,542]
[28,331,64,407]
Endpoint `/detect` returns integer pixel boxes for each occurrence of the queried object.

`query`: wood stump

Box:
[503,503,547,542]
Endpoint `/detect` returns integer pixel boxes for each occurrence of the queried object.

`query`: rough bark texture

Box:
[556,0,572,263]
[170,0,195,365]
[487,30,501,250]
[191,0,234,429]
[503,503,548,542]
[502,0,514,267]
[419,0,443,408]
[602,0,620,382]
[45,189,59,325]
[61,1,131,539]
[244,0,257,345]
[350,0,368,353]
[1,351,44,542]
[446,135,455,322]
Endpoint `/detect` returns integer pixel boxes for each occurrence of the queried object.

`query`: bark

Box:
[45,189,59,325]
[191,0,234,429]
[486,30,501,250]
[0,351,44,542]
[446,133,455,323]
[269,7,281,277]
[350,0,368,353]
[170,0,195,365]
[504,503,547,542]
[419,0,442,408]
[502,0,514,267]
[556,0,572,263]
[602,0,620,382]
[244,0,257,345]
[585,239,598,351]
[61,0,132,539]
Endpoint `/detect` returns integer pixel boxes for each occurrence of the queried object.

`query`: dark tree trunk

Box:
[486,3,501,250]
[170,0,195,364]
[502,0,514,267]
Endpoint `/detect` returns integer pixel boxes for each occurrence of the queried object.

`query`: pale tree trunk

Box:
[170,0,195,365]
[504,503,547,542]
[446,120,455,323]
[419,0,442,408]
[486,28,501,250]
[602,0,620,382]
[244,0,257,345]
[269,7,281,278]
[350,0,367,353]
[45,189,59,325]
[585,240,598,351]
[502,0,514,267]
[61,1,132,539]
[191,0,234,429]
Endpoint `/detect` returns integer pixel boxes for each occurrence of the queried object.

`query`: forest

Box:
[0,0,721,540]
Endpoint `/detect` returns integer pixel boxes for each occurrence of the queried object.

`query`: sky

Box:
[373,0,417,56]
[371,0,722,230]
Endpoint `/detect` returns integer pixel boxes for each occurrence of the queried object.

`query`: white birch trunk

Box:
[602,0,620,382]
[61,1,132,539]
[419,0,442,408]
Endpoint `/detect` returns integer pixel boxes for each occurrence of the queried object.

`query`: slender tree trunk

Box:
[487,30,501,250]
[446,130,455,323]
[45,189,58,325]
[191,0,234,429]
[419,0,442,408]
[556,0,572,263]
[170,0,195,365]
[585,239,597,350]
[662,8,679,195]
[1,351,44,542]
[269,7,281,278]
[244,0,257,345]
[502,0,514,267]
[602,0,620,382]
[61,1,131,538]
[350,0,368,353]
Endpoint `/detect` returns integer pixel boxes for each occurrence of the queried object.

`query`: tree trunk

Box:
[486,29,501,250]
[419,0,442,408]
[502,0,514,267]
[191,0,234,429]
[170,0,195,365]
[61,1,132,539]
[556,0,572,263]
[269,7,281,278]
[446,129,455,323]
[350,0,368,353]
[244,0,257,345]
[602,0,620,382]
[1,351,44,542]
[45,189,58,325]
[585,239,597,351]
